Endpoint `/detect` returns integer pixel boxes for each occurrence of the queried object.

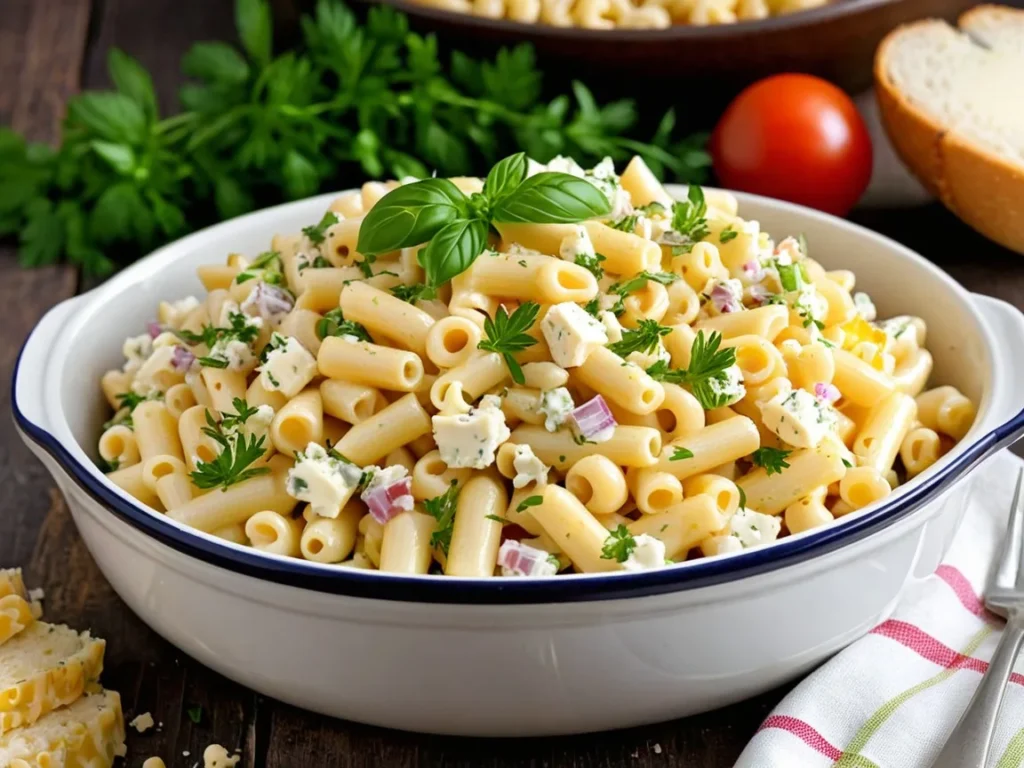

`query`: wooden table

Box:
[3,2,1023,766]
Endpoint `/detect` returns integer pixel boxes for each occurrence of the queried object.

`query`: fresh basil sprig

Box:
[356,152,611,288]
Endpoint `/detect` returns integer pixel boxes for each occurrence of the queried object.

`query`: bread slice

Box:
[0,623,106,734]
[0,569,27,600]
[875,5,1024,254]
[0,688,126,768]
[0,595,36,647]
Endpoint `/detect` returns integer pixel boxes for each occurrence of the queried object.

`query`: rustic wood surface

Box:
[3,2,1023,767]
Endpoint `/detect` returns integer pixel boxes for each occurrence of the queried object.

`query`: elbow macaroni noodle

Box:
[96,153,974,577]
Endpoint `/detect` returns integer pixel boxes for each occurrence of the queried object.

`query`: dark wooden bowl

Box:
[351,0,977,94]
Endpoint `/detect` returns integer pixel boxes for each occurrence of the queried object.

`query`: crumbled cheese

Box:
[505,243,544,257]
[707,364,746,406]
[759,387,838,449]
[558,224,595,261]
[122,333,153,375]
[853,292,876,321]
[622,534,667,571]
[792,284,828,326]
[286,443,364,518]
[258,334,317,397]
[364,464,408,492]
[878,315,914,346]
[130,712,155,733]
[541,302,608,368]
[539,387,574,432]
[432,394,510,469]
[704,277,744,315]
[207,338,256,372]
[203,744,240,768]
[626,341,671,371]
[512,444,549,489]
[599,310,624,344]
[27,587,44,602]
[222,404,274,444]
[729,507,782,548]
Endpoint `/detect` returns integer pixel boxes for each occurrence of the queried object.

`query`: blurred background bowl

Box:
[348,0,977,100]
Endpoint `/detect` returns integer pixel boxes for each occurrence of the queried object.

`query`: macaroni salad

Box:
[407,0,830,30]
[96,153,975,577]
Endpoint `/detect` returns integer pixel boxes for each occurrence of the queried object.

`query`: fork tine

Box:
[996,468,1024,590]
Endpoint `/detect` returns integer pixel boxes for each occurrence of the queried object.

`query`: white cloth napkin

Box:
[737,450,1024,768]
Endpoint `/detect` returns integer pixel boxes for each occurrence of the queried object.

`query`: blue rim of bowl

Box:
[12,339,1024,604]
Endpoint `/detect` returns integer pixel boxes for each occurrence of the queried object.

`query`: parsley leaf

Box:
[484,514,512,524]
[219,397,260,431]
[515,495,544,513]
[423,481,460,556]
[189,410,270,491]
[668,185,709,254]
[478,301,539,385]
[751,447,792,476]
[669,446,693,461]
[574,251,605,280]
[391,283,436,303]
[644,330,738,410]
[186,705,203,724]
[600,524,636,563]
[316,308,372,342]
[607,319,671,358]
[302,211,339,245]
[738,486,747,510]
[719,225,737,243]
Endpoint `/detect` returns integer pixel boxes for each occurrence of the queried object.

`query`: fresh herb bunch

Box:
[0,0,710,277]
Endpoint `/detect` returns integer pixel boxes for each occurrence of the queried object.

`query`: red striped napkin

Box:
[737,450,1024,767]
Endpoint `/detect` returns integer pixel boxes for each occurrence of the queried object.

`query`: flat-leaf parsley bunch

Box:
[0,0,710,277]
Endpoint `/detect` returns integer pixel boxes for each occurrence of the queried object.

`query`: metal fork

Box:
[931,468,1024,768]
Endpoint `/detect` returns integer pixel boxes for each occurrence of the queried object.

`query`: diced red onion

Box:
[171,346,195,372]
[497,540,553,577]
[570,395,617,442]
[243,282,294,320]
[814,382,841,404]
[363,477,413,524]
[742,260,765,282]
[710,283,741,314]
[147,321,163,338]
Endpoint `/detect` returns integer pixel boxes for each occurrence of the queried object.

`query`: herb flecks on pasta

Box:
[96,152,975,578]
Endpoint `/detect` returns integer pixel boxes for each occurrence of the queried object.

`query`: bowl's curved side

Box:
[12,188,1024,604]
[31,431,976,736]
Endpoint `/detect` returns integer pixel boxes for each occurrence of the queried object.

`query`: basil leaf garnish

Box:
[483,152,528,205]
[419,217,489,288]
[356,178,468,255]
[492,172,611,223]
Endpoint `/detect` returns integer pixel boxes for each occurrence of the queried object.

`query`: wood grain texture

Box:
[2,3,1024,768]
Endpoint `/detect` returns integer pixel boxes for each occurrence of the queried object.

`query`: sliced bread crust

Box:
[0,623,106,735]
[0,689,126,768]
[875,6,1024,255]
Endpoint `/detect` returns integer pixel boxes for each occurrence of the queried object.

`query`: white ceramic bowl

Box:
[14,188,1024,736]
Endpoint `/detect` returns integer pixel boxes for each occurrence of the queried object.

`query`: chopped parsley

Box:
[515,495,544,514]
[189,410,270,491]
[186,705,202,724]
[478,301,539,385]
[607,319,671,358]
[600,524,637,563]
[669,185,709,254]
[391,283,436,303]
[574,252,606,280]
[316,308,372,342]
[302,211,339,245]
[719,225,738,244]
[751,447,792,476]
[644,330,739,410]
[669,446,694,461]
[423,481,460,556]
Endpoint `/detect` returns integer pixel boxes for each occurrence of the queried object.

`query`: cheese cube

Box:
[259,334,317,398]
[541,302,608,368]
[432,395,510,469]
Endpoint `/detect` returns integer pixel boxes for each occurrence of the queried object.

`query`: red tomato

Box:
[710,74,873,217]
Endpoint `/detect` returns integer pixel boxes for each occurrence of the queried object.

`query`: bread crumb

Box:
[204,743,241,768]
[130,712,155,733]
[143,759,167,768]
